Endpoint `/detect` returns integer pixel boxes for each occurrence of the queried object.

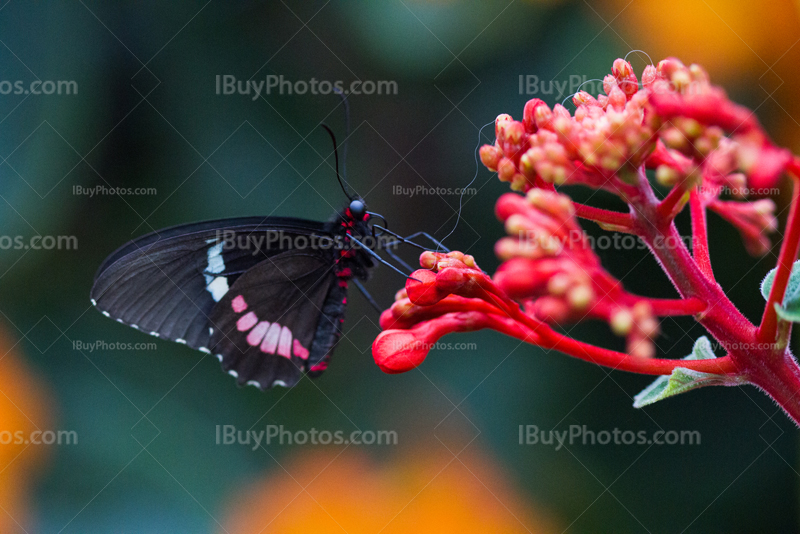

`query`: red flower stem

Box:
[535,327,738,375]
[747,354,800,423]
[467,269,737,375]
[656,183,689,219]
[644,219,755,338]
[573,202,633,230]
[480,311,737,375]
[646,297,706,316]
[758,164,800,343]
[689,188,715,281]
[472,283,733,375]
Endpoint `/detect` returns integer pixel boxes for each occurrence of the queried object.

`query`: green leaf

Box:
[633,337,742,408]
[760,260,800,322]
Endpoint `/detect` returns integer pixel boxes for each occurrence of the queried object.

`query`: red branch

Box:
[573,202,633,231]
[475,288,733,376]
[477,307,737,375]
[536,328,737,375]
[689,188,715,281]
[758,160,800,342]
[646,297,706,316]
[657,183,689,220]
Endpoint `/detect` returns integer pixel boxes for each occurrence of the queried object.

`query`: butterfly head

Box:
[341,198,372,239]
[348,198,367,221]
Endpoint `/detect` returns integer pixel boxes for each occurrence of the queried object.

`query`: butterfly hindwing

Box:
[90,217,329,350]
[208,251,338,389]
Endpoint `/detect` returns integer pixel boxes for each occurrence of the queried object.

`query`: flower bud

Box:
[405,269,449,306]
[607,86,627,110]
[655,165,682,186]
[495,114,513,141]
[641,64,657,88]
[657,57,685,80]
[567,285,594,310]
[523,98,546,133]
[610,309,634,335]
[372,330,430,374]
[497,157,517,182]
[573,91,598,107]
[603,74,618,96]
[534,104,553,131]
[480,145,501,171]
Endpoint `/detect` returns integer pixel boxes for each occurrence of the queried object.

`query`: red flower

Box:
[373,57,800,424]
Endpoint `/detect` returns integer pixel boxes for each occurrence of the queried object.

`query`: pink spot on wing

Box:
[247,321,270,346]
[232,295,248,313]
[236,312,258,332]
[277,326,292,358]
[293,339,309,360]
[309,361,328,372]
[260,323,281,354]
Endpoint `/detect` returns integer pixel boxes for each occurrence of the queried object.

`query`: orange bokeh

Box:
[604,0,800,147]
[221,447,558,533]
[0,329,53,532]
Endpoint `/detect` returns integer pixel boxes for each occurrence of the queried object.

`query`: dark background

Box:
[0,0,798,532]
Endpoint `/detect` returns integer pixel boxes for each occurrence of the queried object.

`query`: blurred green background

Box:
[0,0,798,532]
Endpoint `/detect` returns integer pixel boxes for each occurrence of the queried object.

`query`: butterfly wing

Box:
[90,216,329,351]
[207,251,347,389]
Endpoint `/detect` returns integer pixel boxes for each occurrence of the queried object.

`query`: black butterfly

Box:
[91,116,450,390]
[90,198,386,389]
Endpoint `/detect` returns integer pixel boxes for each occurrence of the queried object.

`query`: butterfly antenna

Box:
[333,87,351,182]
[438,119,495,249]
[320,123,354,201]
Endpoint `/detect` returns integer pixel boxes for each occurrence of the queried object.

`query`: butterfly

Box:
[90,196,388,390]
[90,113,451,390]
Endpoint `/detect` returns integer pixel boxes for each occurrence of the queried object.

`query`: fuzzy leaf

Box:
[633,337,741,408]
[761,260,800,322]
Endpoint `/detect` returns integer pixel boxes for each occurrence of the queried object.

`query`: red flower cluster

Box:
[372,57,800,423]
[493,189,661,358]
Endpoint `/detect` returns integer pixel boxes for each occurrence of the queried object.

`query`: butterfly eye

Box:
[349,199,366,220]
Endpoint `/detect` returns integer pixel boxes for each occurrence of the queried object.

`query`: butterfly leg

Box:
[346,233,420,282]
[382,246,415,272]
[352,278,382,312]
[401,231,450,253]
[371,226,450,253]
